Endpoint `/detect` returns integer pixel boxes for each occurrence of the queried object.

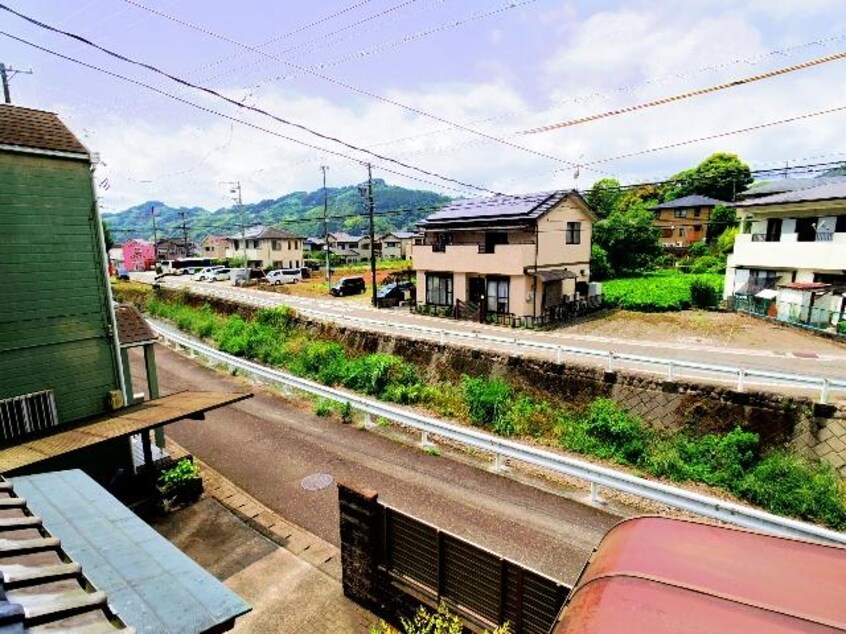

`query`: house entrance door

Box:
[468,276,486,322]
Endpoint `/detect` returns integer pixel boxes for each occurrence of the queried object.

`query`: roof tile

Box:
[0,105,88,155]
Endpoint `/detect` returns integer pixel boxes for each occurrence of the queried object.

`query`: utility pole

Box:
[151,205,159,265]
[366,164,377,308]
[0,63,33,104]
[180,210,190,257]
[320,165,331,282]
[227,181,247,277]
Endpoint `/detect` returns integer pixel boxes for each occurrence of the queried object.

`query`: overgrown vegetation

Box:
[603,270,723,311]
[143,295,846,529]
[371,603,509,634]
[158,457,200,492]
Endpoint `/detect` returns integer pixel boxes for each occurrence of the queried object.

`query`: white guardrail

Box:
[150,318,846,546]
[190,286,845,403]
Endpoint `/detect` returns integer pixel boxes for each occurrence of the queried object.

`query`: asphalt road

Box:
[145,274,846,398]
[132,344,620,584]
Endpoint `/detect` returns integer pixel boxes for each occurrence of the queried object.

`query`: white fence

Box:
[181,285,844,403]
[151,319,846,547]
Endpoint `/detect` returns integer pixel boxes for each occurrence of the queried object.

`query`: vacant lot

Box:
[568,309,844,354]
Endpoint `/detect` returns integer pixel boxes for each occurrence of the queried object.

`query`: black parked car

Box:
[376,282,415,307]
[330,276,366,297]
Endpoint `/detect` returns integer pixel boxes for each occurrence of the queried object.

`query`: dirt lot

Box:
[262,263,413,299]
[567,309,845,354]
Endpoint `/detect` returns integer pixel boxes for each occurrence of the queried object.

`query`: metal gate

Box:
[381,506,569,634]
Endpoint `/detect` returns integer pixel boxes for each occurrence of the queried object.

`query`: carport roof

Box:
[0,391,251,474]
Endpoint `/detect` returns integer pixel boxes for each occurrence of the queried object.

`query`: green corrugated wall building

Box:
[0,105,124,435]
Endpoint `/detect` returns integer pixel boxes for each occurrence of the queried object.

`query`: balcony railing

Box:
[751,233,769,242]
[817,231,834,242]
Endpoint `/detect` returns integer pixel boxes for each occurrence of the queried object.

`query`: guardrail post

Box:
[587,482,605,506]
[556,346,563,364]
[439,330,446,346]
[420,431,436,450]
[513,338,520,356]
[606,351,614,372]
[491,452,509,473]
[667,361,675,382]
[820,378,830,405]
[737,368,746,392]
[363,412,376,430]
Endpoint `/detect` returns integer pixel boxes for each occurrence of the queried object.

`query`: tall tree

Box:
[585,177,623,218]
[593,206,662,276]
[662,152,752,202]
[101,219,115,251]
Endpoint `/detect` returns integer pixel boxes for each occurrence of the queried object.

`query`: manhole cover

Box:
[301,472,333,491]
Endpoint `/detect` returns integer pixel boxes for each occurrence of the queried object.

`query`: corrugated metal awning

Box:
[14,470,251,633]
[0,391,251,474]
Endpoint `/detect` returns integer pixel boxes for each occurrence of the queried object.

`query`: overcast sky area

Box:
[3,0,846,212]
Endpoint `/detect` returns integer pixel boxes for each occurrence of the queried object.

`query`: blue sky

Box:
[4,0,845,211]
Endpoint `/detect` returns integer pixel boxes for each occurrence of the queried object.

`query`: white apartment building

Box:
[725,180,846,328]
[226,225,304,269]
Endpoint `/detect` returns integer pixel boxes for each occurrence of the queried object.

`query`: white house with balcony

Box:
[413,190,597,319]
[226,225,304,270]
[724,180,846,327]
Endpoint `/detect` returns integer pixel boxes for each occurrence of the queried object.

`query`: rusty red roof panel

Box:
[554,517,846,633]
[0,105,89,155]
[779,282,831,291]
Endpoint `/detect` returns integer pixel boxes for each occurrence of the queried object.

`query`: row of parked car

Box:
[192,266,304,285]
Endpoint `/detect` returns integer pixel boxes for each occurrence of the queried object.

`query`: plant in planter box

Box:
[158,458,203,510]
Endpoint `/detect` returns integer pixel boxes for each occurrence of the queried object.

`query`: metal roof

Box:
[14,470,251,633]
[327,232,363,243]
[554,516,846,633]
[0,476,131,633]
[735,180,846,207]
[420,190,594,227]
[530,268,578,281]
[227,226,302,240]
[0,392,251,475]
[0,105,89,157]
[652,194,726,209]
[740,176,846,199]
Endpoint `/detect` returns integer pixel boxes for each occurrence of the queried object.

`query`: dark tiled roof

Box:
[388,231,417,239]
[420,190,592,227]
[739,176,846,199]
[14,470,251,633]
[735,180,846,207]
[328,232,363,243]
[652,194,726,209]
[0,105,89,156]
[114,304,156,347]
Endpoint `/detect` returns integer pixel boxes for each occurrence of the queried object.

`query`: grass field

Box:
[603,270,724,312]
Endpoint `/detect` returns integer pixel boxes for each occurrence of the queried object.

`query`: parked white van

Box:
[266,269,302,285]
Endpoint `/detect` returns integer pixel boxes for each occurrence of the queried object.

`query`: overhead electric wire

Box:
[520,49,846,134]
[0,31,489,197]
[580,103,846,166]
[188,0,378,77]
[107,0,609,177]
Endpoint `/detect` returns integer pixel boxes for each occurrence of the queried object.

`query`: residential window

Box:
[661,228,673,239]
[272,240,281,251]
[565,222,581,245]
[678,227,686,237]
[486,277,510,314]
[232,240,239,250]
[426,273,453,306]
[836,215,846,233]
[694,208,702,218]
[674,209,687,218]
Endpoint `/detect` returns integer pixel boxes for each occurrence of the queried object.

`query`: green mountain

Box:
[103,179,452,241]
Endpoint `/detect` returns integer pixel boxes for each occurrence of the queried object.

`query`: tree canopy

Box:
[585,178,623,219]
[661,152,752,202]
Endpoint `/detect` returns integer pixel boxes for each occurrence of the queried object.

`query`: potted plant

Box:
[157,457,203,511]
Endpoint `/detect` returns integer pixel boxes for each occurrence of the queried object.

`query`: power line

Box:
[244,1,539,88]
[580,103,846,166]
[0,29,493,197]
[105,0,608,178]
[187,0,378,77]
[520,49,846,135]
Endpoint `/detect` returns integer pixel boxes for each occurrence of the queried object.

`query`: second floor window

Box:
[565,222,581,245]
[232,240,239,250]
[272,240,281,250]
[674,209,687,218]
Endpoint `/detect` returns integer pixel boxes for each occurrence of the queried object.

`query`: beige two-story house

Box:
[226,225,304,269]
[413,190,596,319]
[650,194,725,250]
[380,231,417,259]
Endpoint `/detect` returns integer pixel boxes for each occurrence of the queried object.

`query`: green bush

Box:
[559,399,651,465]
[314,399,333,417]
[462,376,512,428]
[213,316,250,356]
[838,320,846,335]
[687,241,709,258]
[645,428,759,488]
[688,254,725,275]
[158,457,200,492]
[502,396,556,437]
[342,353,416,398]
[690,277,720,308]
[736,451,846,529]
[292,341,348,384]
[254,306,297,332]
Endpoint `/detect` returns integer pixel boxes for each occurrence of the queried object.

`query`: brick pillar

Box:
[338,482,383,610]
